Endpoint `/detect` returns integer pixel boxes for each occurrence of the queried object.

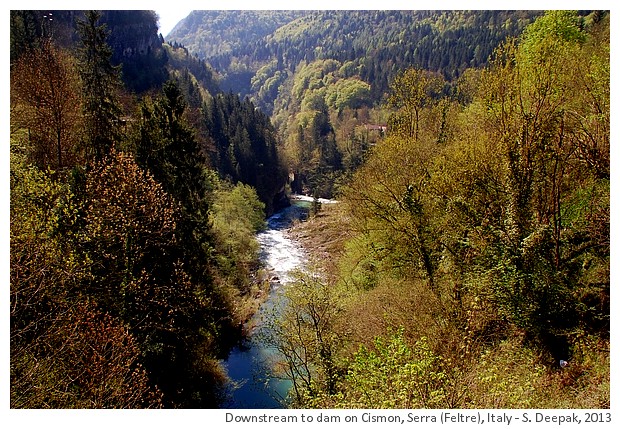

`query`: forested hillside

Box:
[10,10,286,408]
[263,10,610,408]
[167,10,306,59]
[169,10,545,197]
[10,9,609,410]
[171,10,542,98]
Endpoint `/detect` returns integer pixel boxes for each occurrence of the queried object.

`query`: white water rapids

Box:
[256,213,306,286]
[221,197,312,408]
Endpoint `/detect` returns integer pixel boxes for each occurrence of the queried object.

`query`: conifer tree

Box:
[10,10,40,63]
[76,10,123,161]
[135,80,215,281]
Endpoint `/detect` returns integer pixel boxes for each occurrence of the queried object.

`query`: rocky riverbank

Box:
[287,202,351,279]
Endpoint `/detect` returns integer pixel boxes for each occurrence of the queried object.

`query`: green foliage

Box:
[10,8,609,410]
[387,68,445,140]
[164,43,220,96]
[464,10,609,357]
[282,10,610,409]
[76,10,124,161]
[167,11,305,59]
[10,161,162,408]
[199,11,541,101]
[338,233,382,291]
[211,182,266,294]
[203,91,287,214]
[10,9,290,409]
[467,338,548,408]
[520,10,586,56]
[79,150,225,407]
[343,132,443,289]
[339,330,447,408]
[213,182,267,234]
[134,80,216,280]
[466,334,608,409]
[174,11,544,200]
[277,60,355,198]
[325,78,371,113]
[260,271,348,406]
[10,10,42,64]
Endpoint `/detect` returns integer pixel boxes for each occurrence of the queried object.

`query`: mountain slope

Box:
[166,10,307,59]
[168,10,549,198]
[173,10,543,101]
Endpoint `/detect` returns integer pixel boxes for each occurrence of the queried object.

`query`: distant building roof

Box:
[364,124,387,132]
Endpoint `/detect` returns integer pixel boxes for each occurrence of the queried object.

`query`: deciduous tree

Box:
[11,39,83,169]
[387,67,444,141]
[260,271,347,405]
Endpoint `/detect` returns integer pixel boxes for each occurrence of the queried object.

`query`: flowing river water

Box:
[221,197,313,408]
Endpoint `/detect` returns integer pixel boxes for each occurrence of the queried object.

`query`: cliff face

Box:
[100,11,169,93]
[14,10,169,93]
[102,11,161,58]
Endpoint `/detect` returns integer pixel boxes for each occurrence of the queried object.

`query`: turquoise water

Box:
[221,199,310,408]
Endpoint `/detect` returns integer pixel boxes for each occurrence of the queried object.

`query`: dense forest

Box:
[169,10,546,197]
[10,9,286,408]
[10,9,609,410]
[262,10,610,408]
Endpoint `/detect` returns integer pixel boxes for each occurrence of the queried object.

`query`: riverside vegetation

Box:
[10,10,283,408]
[10,10,608,408]
[262,11,609,409]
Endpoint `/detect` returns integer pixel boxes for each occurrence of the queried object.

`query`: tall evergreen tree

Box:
[131,80,254,405]
[10,10,40,63]
[134,80,215,282]
[76,10,123,161]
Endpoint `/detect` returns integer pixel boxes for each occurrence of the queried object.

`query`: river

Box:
[221,197,312,408]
